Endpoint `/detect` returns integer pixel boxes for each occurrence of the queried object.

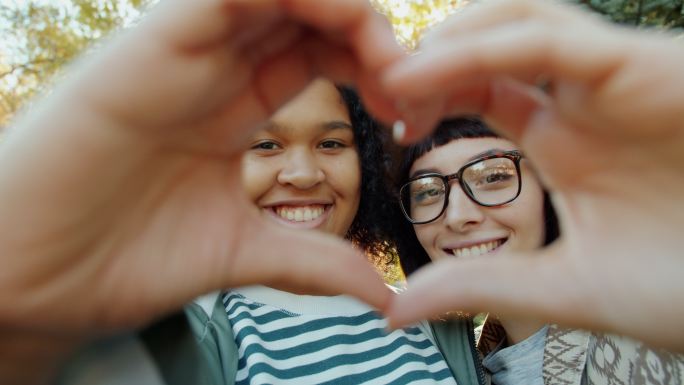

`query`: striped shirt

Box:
[224,286,457,385]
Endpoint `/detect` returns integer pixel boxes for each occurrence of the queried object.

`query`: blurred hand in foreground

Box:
[382,0,684,352]
[0,0,404,381]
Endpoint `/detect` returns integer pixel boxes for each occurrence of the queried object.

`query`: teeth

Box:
[450,240,503,258]
[275,205,325,222]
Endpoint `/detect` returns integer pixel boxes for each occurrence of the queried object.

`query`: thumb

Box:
[226,220,392,311]
[385,245,583,328]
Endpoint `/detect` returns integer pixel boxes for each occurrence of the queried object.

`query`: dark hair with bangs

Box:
[394,117,559,276]
[337,86,397,270]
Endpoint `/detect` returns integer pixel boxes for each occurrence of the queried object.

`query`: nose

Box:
[276,149,324,189]
[443,184,485,232]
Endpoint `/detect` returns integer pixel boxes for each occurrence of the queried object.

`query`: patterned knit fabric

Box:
[224,286,457,385]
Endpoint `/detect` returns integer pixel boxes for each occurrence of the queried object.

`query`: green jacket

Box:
[58,293,483,385]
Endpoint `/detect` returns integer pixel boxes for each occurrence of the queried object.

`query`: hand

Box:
[0,0,403,359]
[382,0,684,351]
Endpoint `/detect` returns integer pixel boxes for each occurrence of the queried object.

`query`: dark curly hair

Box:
[336,86,397,270]
[393,117,560,276]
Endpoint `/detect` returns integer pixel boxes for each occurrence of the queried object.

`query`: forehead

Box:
[270,79,349,128]
[410,137,518,175]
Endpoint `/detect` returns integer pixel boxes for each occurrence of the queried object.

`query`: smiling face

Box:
[241,79,361,238]
[410,137,545,261]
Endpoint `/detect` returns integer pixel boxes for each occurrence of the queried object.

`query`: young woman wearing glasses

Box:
[393,117,683,385]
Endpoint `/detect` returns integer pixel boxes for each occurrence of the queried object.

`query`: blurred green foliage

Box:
[569,0,684,29]
[0,0,151,126]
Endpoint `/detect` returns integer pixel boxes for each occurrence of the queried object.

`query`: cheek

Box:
[413,225,438,259]
[241,158,276,203]
[507,181,546,248]
[331,153,361,205]
[324,153,361,237]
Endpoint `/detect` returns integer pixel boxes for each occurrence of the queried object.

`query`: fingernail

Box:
[393,120,406,143]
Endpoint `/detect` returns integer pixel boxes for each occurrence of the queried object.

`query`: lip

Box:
[441,237,508,257]
[262,201,333,230]
[262,199,332,207]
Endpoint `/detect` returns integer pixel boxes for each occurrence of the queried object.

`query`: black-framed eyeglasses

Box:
[399,150,524,224]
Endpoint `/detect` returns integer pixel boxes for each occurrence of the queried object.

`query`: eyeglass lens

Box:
[402,157,519,223]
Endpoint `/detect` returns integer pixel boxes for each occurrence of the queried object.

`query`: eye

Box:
[464,157,518,190]
[318,139,346,150]
[485,172,513,184]
[410,178,445,205]
[251,140,281,151]
[472,169,516,190]
[414,187,443,203]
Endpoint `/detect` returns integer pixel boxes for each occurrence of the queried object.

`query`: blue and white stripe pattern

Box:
[224,287,457,385]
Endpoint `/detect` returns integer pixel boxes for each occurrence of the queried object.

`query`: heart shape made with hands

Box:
[1,0,684,355]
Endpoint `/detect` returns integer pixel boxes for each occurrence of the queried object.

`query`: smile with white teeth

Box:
[448,239,505,258]
[274,205,326,222]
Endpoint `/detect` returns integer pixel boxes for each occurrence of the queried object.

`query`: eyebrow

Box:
[323,121,354,130]
[410,148,508,178]
[264,120,353,135]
